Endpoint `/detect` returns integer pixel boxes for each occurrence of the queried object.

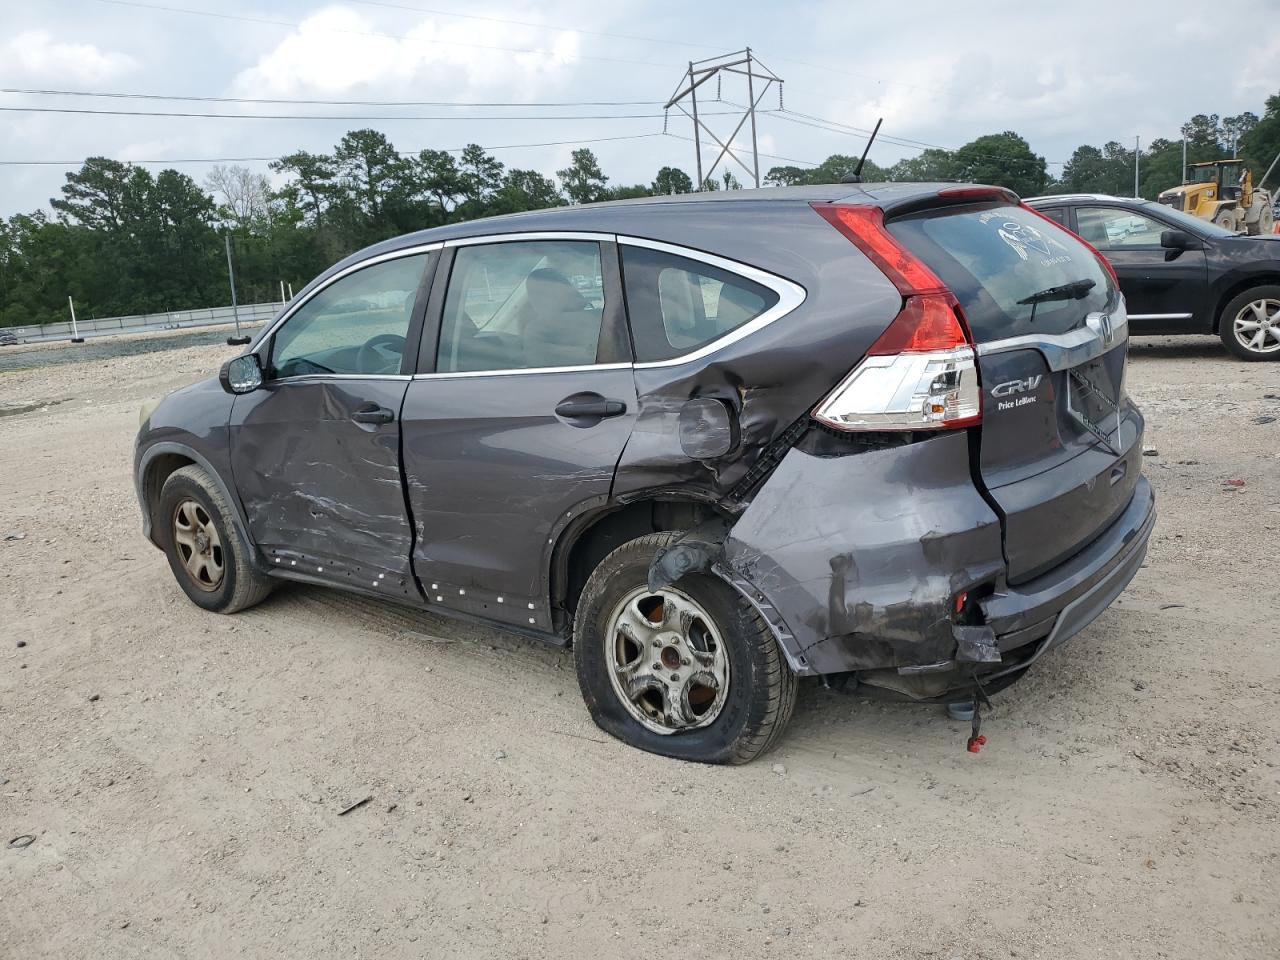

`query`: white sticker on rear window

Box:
[978,211,1072,267]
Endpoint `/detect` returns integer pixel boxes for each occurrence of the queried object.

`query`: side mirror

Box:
[1160,229,1202,251]
[1160,229,1202,261]
[219,353,263,394]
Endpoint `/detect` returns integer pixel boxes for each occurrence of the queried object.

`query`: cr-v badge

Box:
[991,375,1043,409]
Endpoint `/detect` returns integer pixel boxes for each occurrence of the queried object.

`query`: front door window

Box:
[1074,208,1168,250]
[271,253,429,377]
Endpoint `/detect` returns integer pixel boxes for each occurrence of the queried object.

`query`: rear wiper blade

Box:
[1017,278,1096,306]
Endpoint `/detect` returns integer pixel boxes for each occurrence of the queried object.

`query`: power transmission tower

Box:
[665,49,782,189]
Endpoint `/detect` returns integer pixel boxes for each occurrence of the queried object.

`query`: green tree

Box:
[1240,93,1280,188]
[1223,112,1259,155]
[1181,114,1223,151]
[492,169,562,212]
[269,151,336,225]
[888,148,962,183]
[415,149,463,214]
[606,184,652,200]
[49,157,134,231]
[951,132,1048,197]
[457,144,505,208]
[807,153,887,184]
[763,165,810,186]
[333,129,414,223]
[651,166,693,194]
[557,148,609,204]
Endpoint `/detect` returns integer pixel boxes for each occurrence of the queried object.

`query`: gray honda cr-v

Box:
[135,183,1156,763]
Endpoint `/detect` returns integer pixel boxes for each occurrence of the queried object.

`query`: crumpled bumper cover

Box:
[719,432,1155,698]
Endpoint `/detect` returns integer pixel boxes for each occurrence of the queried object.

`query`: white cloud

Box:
[0,30,138,84]
[231,6,581,100]
[1235,32,1280,98]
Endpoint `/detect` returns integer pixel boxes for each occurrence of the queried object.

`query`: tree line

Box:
[2,90,1277,328]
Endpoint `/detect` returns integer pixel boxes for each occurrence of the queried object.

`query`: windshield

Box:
[887,202,1115,342]
[1138,200,1236,239]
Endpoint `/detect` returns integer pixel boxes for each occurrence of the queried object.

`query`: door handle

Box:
[555,397,627,419]
[351,405,395,425]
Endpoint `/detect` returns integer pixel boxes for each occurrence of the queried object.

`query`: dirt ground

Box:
[1,334,1277,959]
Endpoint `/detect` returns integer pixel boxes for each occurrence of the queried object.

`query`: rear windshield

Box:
[886,202,1114,342]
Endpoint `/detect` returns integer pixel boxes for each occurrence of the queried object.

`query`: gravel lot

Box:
[1,334,1277,959]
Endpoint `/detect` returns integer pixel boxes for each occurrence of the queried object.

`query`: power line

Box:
[0,87,662,108]
[0,105,743,122]
[766,109,1070,169]
[93,0,676,69]
[661,132,818,169]
[0,132,666,166]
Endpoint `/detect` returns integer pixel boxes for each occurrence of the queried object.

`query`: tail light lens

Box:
[811,202,982,432]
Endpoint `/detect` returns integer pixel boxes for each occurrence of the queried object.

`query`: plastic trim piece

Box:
[976,301,1129,372]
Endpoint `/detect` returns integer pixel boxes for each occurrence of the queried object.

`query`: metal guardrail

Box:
[2,302,282,344]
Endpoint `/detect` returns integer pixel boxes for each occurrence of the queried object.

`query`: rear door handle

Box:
[555,398,627,419]
[351,404,395,425]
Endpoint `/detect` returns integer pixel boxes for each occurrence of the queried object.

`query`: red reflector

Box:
[1020,202,1120,287]
[811,203,948,296]
[868,294,971,355]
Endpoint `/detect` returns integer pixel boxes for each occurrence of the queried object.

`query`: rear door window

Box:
[887,203,1114,342]
[621,247,778,362]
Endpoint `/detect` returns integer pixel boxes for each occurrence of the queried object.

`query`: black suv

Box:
[135,184,1155,763]
[1027,193,1280,360]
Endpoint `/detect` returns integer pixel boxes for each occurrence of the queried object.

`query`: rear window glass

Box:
[886,203,1114,342]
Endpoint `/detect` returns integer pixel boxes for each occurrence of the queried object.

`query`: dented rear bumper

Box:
[718,432,1155,699]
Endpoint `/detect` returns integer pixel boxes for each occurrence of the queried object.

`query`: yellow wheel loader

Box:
[1157,159,1275,235]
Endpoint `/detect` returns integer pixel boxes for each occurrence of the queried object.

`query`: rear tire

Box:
[1218,286,1280,361]
[572,532,797,764]
[1251,204,1274,236]
[158,465,273,613]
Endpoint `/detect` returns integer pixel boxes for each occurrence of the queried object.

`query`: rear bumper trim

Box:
[980,475,1155,639]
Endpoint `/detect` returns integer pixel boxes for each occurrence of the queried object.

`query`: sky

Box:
[3,0,1280,217]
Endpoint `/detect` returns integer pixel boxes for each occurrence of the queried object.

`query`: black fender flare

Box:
[135,441,260,566]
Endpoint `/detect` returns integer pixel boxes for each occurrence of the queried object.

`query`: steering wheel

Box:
[356,333,407,375]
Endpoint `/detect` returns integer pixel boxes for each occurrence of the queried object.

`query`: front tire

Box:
[158,465,273,613]
[1218,286,1280,361]
[572,532,797,764]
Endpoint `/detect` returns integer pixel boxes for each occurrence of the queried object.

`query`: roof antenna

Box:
[841,117,883,183]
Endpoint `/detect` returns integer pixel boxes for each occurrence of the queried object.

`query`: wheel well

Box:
[1212,275,1280,333]
[553,498,724,627]
[143,453,195,526]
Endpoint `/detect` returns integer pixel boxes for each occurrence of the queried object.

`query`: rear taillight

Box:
[1020,202,1120,288]
[810,202,982,432]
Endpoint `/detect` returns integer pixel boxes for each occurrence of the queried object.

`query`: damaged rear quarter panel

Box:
[722,432,1005,675]
[610,201,901,500]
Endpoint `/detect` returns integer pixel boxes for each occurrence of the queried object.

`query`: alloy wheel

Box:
[1232,298,1280,355]
[172,498,225,592]
[605,586,730,735]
